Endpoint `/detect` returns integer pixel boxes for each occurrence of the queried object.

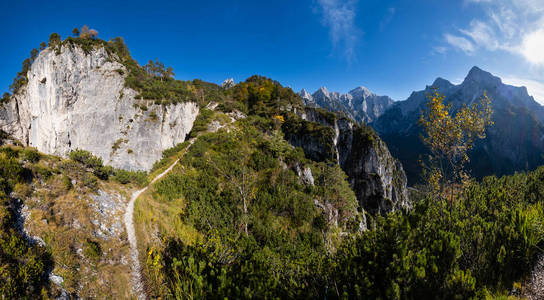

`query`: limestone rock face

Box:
[0,45,199,171]
[289,107,409,214]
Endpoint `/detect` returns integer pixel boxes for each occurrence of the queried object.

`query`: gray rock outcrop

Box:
[221,78,235,89]
[0,45,199,171]
[286,107,410,214]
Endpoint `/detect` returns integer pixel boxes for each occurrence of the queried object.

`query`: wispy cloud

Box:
[432,46,448,55]
[379,7,396,31]
[444,34,475,54]
[316,0,359,63]
[442,0,544,66]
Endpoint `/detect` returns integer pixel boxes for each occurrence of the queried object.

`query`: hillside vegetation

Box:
[2,31,544,299]
[134,77,544,299]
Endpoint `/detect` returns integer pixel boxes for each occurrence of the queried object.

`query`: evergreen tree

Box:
[48,33,61,47]
[30,49,39,61]
[165,66,175,79]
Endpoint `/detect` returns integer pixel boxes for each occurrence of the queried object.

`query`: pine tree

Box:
[48,33,61,47]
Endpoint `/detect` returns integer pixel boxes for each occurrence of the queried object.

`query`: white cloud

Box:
[317,0,359,63]
[445,34,475,54]
[442,0,544,66]
[503,76,544,104]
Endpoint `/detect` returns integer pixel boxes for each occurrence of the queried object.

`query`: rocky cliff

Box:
[0,45,198,171]
[284,107,409,214]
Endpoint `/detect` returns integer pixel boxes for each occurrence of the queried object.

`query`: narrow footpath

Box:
[525,255,544,299]
[123,156,182,300]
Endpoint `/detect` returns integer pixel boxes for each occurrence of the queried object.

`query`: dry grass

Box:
[136,165,201,244]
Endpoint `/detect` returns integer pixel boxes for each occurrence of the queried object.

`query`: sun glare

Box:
[521,29,544,65]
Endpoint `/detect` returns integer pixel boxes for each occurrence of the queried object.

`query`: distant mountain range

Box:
[303,66,544,184]
[298,86,393,123]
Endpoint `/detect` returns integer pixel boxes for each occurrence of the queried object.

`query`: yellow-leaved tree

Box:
[419,88,493,202]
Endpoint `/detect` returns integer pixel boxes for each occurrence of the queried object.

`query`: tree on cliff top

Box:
[79,25,98,39]
[48,33,61,47]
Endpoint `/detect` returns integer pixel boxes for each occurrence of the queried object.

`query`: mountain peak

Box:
[315,86,329,97]
[432,77,453,89]
[298,88,313,101]
[464,66,501,85]
[349,86,373,98]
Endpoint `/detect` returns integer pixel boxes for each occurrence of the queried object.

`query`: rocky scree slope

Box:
[0,44,198,171]
[284,107,409,214]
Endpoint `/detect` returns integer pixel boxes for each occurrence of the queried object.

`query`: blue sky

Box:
[1,0,544,102]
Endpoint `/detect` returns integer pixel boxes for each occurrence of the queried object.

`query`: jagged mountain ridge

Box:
[372,66,544,183]
[299,86,394,123]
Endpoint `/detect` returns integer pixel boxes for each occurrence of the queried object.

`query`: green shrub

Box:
[112,169,148,187]
[21,148,40,163]
[31,164,52,180]
[188,108,213,138]
[93,165,113,180]
[82,173,99,191]
[69,149,103,169]
[84,239,102,262]
[151,142,189,172]
[0,147,19,159]
[62,175,73,190]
